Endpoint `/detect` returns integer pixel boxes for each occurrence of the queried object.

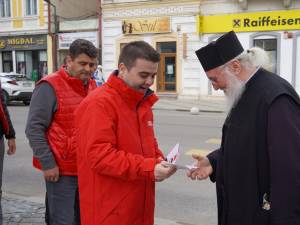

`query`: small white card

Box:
[166,143,198,170]
[166,143,180,164]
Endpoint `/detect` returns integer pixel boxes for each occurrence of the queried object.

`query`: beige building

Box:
[102,0,201,98]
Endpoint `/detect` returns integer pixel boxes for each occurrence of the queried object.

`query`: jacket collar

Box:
[59,66,93,96]
[106,70,158,108]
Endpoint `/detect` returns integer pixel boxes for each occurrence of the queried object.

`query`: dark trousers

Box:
[45,176,80,225]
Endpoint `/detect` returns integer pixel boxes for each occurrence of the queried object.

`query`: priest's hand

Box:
[187,154,213,180]
[154,161,177,182]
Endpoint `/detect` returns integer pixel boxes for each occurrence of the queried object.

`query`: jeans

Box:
[45,176,80,225]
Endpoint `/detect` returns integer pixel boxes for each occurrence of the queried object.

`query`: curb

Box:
[153,107,225,113]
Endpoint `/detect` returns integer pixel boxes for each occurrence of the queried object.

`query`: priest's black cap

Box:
[195,31,244,72]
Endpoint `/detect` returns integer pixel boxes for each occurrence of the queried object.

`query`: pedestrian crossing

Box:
[184,138,221,156]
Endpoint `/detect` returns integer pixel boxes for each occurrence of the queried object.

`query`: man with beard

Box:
[26,39,97,225]
[188,31,300,225]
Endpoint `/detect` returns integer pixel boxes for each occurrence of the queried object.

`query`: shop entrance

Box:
[156,42,176,92]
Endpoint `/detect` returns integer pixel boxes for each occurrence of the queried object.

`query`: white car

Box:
[0,72,35,105]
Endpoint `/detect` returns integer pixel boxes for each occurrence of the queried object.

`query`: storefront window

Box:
[25,0,37,16]
[253,38,277,73]
[0,0,11,17]
[157,42,176,53]
[16,51,26,75]
[2,51,12,72]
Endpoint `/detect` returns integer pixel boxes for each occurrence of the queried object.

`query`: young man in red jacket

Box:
[75,41,176,225]
[25,39,98,225]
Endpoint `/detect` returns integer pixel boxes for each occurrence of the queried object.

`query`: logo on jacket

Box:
[147,121,153,127]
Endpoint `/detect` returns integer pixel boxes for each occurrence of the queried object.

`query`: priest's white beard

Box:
[224,69,245,112]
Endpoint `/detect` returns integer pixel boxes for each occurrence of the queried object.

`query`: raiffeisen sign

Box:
[196,10,300,34]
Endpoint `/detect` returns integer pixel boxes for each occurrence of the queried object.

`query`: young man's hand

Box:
[44,166,60,182]
[154,161,177,182]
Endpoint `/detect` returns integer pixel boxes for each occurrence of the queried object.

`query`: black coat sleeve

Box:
[268,95,300,225]
[1,88,15,139]
[207,148,221,183]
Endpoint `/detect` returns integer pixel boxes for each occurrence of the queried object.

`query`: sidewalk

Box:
[1,193,187,225]
[153,97,226,113]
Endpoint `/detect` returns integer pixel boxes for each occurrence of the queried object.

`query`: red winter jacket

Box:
[33,67,96,175]
[75,72,164,225]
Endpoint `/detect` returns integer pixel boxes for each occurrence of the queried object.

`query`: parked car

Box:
[0,72,35,105]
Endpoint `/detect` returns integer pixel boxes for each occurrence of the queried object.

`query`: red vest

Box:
[33,67,96,175]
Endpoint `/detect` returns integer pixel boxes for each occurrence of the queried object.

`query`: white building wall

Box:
[103,0,300,98]
[280,32,294,81]
[102,20,122,79]
[295,34,300,93]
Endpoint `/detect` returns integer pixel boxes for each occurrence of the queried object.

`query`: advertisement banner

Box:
[122,17,170,34]
[58,31,98,49]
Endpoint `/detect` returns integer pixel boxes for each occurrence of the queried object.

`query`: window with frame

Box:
[0,0,11,17]
[26,0,37,16]
[253,38,277,73]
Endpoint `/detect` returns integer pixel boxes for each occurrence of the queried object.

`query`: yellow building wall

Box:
[12,0,23,28]
[39,0,45,27]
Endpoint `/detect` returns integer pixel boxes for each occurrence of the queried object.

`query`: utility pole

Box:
[98,0,103,65]
[44,0,58,71]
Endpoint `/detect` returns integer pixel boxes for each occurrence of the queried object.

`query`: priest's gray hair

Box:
[234,47,272,71]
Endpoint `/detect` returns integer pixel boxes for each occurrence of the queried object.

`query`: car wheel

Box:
[2,91,9,105]
[23,100,31,105]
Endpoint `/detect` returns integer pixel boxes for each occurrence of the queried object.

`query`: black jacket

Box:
[0,88,15,139]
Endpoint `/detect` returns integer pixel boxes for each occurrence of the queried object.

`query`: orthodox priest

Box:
[188,31,300,225]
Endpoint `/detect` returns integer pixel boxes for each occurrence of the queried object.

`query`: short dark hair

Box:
[118,41,160,69]
[69,39,98,59]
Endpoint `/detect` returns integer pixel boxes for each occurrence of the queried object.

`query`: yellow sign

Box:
[7,37,34,45]
[0,35,47,51]
[197,10,300,33]
[122,17,170,34]
[0,40,5,49]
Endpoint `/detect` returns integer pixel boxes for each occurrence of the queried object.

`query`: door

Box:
[156,41,176,92]
[157,53,176,92]
[2,52,13,72]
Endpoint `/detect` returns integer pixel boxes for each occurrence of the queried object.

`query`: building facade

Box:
[0,0,50,80]
[102,0,300,98]
[57,19,99,67]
